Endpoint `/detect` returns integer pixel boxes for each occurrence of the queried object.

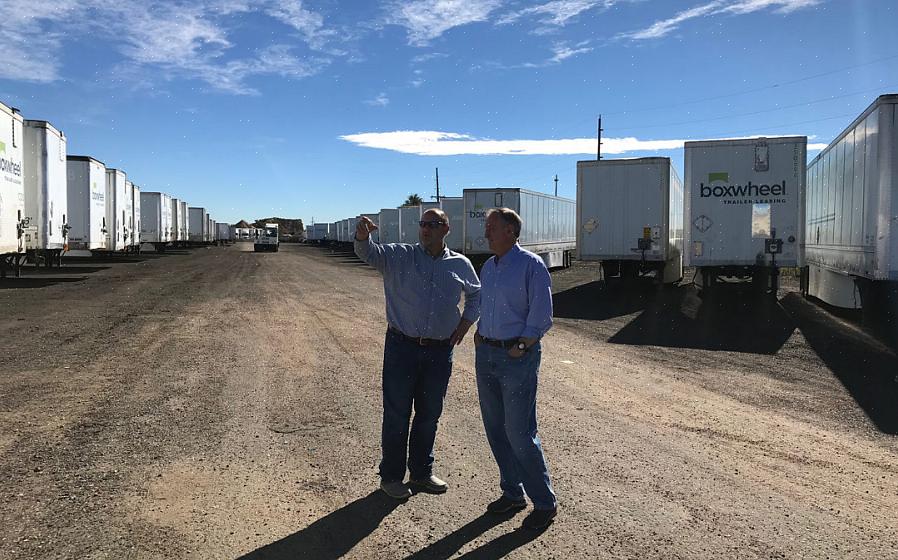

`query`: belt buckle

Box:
[418,336,425,346]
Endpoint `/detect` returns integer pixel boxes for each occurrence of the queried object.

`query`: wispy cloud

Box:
[387,0,503,46]
[498,0,614,27]
[365,93,391,107]
[620,0,821,40]
[0,0,338,94]
[340,130,827,155]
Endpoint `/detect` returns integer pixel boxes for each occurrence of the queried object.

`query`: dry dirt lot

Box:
[1,243,896,559]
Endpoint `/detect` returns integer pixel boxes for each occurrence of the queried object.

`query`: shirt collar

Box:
[416,243,450,260]
[494,243,520,266]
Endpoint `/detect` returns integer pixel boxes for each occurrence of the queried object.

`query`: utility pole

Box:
[597,114,603,161]
[432,167,442,202]
[554,174,559,197]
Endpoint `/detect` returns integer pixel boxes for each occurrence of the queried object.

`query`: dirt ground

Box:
[1,243,896,559]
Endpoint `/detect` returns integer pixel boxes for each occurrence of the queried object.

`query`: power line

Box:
[685,112,857,141]
[604,53,898,116]
[612,84,897,132]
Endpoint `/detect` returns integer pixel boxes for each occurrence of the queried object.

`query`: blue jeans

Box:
[380,329,454,482]
[475,342,556,510]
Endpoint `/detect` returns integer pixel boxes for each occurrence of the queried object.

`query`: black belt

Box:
[475,332,518,349]
[388,326,451,347]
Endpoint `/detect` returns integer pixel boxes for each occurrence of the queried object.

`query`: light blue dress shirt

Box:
[355,236,481,340]
[477,244,553,340]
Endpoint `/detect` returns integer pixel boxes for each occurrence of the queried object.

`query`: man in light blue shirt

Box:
[355,208,480,500]
[474,207,557,531]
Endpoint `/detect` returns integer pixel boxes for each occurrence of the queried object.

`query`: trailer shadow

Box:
[237,491,401,560]
[553,280,656,321]
[21,265,109,275]
[608,284,796,355]
[0,277,88,289]
[780,293,898,434]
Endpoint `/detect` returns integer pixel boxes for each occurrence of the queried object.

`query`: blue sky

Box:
[2,0,896,224]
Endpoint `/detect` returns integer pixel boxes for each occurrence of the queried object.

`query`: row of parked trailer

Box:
[308,94,897,312]
[0,100,234,277]
[307,191,578,269]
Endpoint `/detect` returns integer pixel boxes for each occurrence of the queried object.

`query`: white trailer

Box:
[310,223,330,242]
[205,213,212,243]
[140,191,173,251]
[130,183,141,252]
[805,94,898,311]
[378,208,401,244]
[179,201,188,242]
[577,158,684,284]
[0,102,25,277]
[685,136,807,292]
[66,156,107,254]
[105,168,128,252]
[171,198,184,245]
[216,222,232,244]
[463,188,576,268]
[23,119,68,267]
[399,205,421,244]
[441,197,464,252]
[122,178,134,250]
[188,207,207,243]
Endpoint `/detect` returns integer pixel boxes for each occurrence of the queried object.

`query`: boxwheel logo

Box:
[0,140,21,177]
[468,203,486,219]
[700,172,786,198]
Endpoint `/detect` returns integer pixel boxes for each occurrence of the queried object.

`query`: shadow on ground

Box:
[0,277,88,289]
[238,491,402,559]
[403,512,544,559]
[607,282,796,354]
[553,280,657,321]
[781,293,898,434]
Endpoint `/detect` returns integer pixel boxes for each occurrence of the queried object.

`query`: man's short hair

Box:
[422,208,449,225]
[487,207,522,238]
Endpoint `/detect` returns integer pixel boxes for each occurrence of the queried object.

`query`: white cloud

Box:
[365,93,390,107]
[388,0,502,46]
[498,0,613,27]
[549,41,593,63]
[340,130,685,155]
[0,0,336,93]
[340,130,827,156]
[620,0,820,40]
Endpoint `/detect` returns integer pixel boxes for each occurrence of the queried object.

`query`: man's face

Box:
[419,210,449,246]
[485,212,514,253]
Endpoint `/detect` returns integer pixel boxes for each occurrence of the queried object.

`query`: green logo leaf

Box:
[708,172,729,183]
[0,141,5,154]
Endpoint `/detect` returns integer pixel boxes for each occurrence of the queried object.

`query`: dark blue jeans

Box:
[475,342,556,510]
[380,329,454,482]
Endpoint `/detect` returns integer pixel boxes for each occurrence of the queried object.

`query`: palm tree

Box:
[403,194,424,206]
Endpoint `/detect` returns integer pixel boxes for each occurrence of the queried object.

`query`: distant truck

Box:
[463,188,576,269]
[684,136,807,292]
[255,223,279,252]
[577,157,684,284]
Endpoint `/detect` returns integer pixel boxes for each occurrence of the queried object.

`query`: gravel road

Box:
[1,243,896,559]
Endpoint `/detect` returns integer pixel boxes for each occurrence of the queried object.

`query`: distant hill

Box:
[253,217,305,240]
[234,219,253,229]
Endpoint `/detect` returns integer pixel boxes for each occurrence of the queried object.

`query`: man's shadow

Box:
[238,491,401,559]
[404,512,547,560]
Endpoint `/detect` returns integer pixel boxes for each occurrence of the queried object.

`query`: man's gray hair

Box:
[487,207,522,238]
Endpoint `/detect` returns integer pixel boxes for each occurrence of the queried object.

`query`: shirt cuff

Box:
[520,327,542,339]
